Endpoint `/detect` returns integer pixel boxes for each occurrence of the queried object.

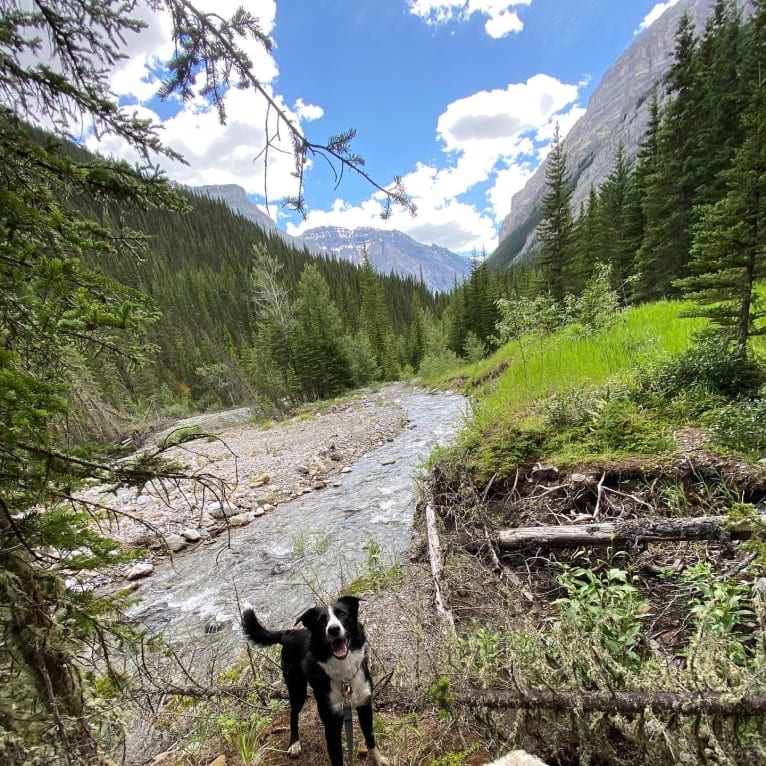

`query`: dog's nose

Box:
[327,624,341,637]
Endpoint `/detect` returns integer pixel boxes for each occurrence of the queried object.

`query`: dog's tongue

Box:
[332,637,349,659]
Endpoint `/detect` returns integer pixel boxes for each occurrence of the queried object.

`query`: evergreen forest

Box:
[3,1,766,764]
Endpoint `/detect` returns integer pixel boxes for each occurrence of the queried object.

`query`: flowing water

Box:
[127,389,467,652]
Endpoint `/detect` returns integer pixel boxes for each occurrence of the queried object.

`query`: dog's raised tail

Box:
[241,605,285,646]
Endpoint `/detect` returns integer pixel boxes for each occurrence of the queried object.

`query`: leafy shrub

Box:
[704,396,766,456]
[418,348,463,378]
[554,566,648,672]
[673,563,756,667]
[585,396,671,454]
[641,335,766,400]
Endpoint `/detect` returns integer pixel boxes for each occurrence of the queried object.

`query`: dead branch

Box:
[424,501,455,631]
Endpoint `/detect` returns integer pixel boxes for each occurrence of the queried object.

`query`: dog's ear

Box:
[295,606,318,630]
[336,595,360,618]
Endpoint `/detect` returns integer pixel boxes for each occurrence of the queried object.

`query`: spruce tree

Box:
[536,123,576,302]
[633,14,699,301]
[291,264,354,400]
[675,61,766,355]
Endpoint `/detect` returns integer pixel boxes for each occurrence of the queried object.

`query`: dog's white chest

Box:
[329,670,371,713]
[319,648,371,713]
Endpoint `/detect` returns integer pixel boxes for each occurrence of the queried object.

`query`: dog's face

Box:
[296,595,361,661]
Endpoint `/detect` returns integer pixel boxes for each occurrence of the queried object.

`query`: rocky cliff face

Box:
[196,184,279,235]
[297,226,471,294]
[495,0,720,265]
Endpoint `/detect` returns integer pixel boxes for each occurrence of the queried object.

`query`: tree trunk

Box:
[495,514,763,550]
[453,688,766,716]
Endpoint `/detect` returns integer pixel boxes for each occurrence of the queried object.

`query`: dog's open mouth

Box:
[332,637,349,659]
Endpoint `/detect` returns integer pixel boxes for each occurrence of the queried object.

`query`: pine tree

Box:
[596,144,635,302]
[291,264,353,400]
[536,123,576,302]
[359,248,400,379]
[675,61,766,355]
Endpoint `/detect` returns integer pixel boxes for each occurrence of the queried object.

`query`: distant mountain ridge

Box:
[297,226,471,293]
[195,184,469,293]
[492,0,724,268]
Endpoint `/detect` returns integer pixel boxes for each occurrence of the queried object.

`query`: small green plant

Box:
[291,531,307,557]
[429,743,481,766]
[217,710,272,765]
[704,396,766,456]
[726,501,766,566]
[554,565,648,671]
[314,532,332,555]
[675,562,756,666]
[349,539,404,594]
[427,676,453,720]
[456,622,503,688]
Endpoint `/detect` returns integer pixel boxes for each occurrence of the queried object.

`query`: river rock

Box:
[165,534,187,552]
[180,528,202,542]
[125,562,154,580]
[249,472,270,487]
[228,511,255,527]
[206,500,238,518]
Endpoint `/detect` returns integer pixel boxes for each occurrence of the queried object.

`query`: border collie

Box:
[242,595,388,766]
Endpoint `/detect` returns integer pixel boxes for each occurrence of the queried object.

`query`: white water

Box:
[127,389,467,648]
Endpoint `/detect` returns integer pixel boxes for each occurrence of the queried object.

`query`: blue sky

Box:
[92,0,683,255]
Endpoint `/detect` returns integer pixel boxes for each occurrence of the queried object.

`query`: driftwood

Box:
[425,501,455,630]
[496,514,764,550]
[453,688,766,716]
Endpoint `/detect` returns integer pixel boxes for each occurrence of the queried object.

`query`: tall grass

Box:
[446,301,707,478]
[476,301,705,415]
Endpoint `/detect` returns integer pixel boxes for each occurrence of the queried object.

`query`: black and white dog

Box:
[241,595,388,766]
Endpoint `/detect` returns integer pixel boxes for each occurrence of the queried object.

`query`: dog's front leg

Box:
[319,709,345,766]
[356,703,389,766]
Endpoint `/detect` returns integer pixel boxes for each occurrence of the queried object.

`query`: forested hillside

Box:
[48,135,448,439]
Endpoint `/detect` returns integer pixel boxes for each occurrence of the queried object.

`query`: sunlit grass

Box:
[441,301,709,479]
[474,300,705,412]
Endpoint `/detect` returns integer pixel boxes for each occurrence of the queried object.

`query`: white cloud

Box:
[287,73,583,253]
[636,0,681,34]
[84,1,309,203]
[80,1,584,255]
[408,0,532,38]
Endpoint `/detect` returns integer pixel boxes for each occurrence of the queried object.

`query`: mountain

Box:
[491,0,722,269]
[194,184,469,292]
[297,226,471,294]
[195,183,280,235]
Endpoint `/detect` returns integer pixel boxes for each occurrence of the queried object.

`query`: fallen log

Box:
[496,514,764,550]
[453,688,766,716]
[425,500,455,630]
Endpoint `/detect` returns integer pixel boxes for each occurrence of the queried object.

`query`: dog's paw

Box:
[288,741,302,758]
[368,747,389,766]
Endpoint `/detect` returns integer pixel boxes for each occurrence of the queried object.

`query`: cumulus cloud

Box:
[407,0,532,39]
[80,1,584,254]
[636,0,681,34]
[287,73,583,253]
[84,0,317,204]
